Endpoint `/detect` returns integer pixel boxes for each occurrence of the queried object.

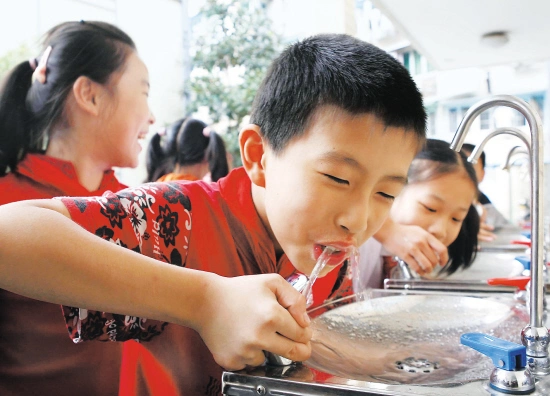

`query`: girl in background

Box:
[0,20,151,395]
[357,139,480,290]
[145,117,229,183]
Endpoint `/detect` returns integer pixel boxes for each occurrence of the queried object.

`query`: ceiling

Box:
[371,0,550,70]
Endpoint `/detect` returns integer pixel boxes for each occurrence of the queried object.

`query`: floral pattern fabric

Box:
[58,168,344,396]
[60,182,192,344]
[58,168,278,396]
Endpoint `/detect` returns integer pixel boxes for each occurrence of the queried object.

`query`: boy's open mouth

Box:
[313,244,350,267]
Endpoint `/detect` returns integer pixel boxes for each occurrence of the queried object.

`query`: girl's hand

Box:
[478,204,497,242]
[478,221,497,242]
[196,273,312,370]
[376,222,449,275]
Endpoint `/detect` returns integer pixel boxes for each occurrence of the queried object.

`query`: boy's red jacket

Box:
[60,167,343,396]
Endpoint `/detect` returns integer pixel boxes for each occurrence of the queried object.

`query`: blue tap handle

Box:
[461,333,527,371]
[515,255,531,271]
[521,230,531,240]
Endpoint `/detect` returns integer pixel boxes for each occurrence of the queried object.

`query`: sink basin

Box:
[446,251,525,281]
[222,290,550,395]
[384,251,526,292]
[479,225,530,253]
[306,290,529,386]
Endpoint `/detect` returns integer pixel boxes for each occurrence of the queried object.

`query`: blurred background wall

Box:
[0,0,547,226]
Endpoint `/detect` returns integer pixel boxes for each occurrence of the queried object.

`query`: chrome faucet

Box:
[395,257,416,279]
[450,94,550,376]
[465,127,530,165]
[502,145,530,171]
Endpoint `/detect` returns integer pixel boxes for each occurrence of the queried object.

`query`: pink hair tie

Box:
[203,127,211,137]
[28,58,38,70]
[32,46,52,84]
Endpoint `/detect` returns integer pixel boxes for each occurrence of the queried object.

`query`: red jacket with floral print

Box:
[59,167,347,396]
[59,168,280,396]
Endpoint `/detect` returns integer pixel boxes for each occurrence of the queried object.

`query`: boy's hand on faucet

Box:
[197,273,312,371]
[375,221,448,275]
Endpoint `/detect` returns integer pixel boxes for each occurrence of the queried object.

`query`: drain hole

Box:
[395,357,439,374]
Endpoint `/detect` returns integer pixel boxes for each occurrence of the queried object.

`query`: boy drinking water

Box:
[0,33,426,395]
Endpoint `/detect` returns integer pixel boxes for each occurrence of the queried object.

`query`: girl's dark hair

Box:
[207,132,229,182]
[0,21,135,176]
[145,117,229,182]
[145,132,173,183]
[408,139,480,275]
[250,33,426,152]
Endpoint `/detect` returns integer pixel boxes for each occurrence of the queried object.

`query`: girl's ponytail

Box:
[0,61,35,176]
[206,131,229,182]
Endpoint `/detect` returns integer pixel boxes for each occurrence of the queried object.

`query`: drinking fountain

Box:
[465,127,530,163]
[503,145,530,172]
[450,94,550,378]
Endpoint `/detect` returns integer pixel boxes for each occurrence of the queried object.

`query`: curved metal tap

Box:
[466,127,530,165]
[502,145,530,171]
[449,94,549,375]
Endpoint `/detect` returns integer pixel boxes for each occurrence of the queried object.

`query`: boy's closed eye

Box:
[377,192,395,202]
[323,173,349,185]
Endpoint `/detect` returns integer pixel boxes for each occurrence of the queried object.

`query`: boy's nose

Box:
[338,200,369,235]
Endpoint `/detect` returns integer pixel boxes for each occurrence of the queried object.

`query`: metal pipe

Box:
[384,278,516,293]
[396,257,415,279]
[466,127,530,164]
[502,145,530,171]
[449,94,548,374]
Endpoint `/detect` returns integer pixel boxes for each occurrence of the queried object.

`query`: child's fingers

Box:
[478,230,496,242]
[270,303,313,346]
[403,237,447,274]
[427,235,449,265]
[402,252,430,274]
[272,275,311,329]
[263,332,312,363]
[215,350,267,371]
[416,244,439,269]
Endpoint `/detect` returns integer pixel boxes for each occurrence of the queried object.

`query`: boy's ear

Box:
[239,124,266,187]
[72,76,101,116]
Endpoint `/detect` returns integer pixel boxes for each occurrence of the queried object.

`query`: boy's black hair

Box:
[250,33,427,152]
[408,138,480,275]
[461,143,486,168]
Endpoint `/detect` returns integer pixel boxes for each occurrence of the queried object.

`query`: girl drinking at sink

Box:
[357,139,480,289]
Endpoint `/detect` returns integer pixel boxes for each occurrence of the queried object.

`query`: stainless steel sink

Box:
[384,250,528,293]
[222,290,550,395]
[478,225,530,253]
[306,290,528,386]
[446,251,526,281]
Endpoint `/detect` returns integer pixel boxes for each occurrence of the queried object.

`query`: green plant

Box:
[0,43,33,82]
[188,0,282,166]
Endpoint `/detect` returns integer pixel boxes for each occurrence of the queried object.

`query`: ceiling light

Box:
[480,31,510,48]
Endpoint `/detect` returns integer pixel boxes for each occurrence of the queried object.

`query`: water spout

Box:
[449,94,548,375]
[502,145,530,171]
